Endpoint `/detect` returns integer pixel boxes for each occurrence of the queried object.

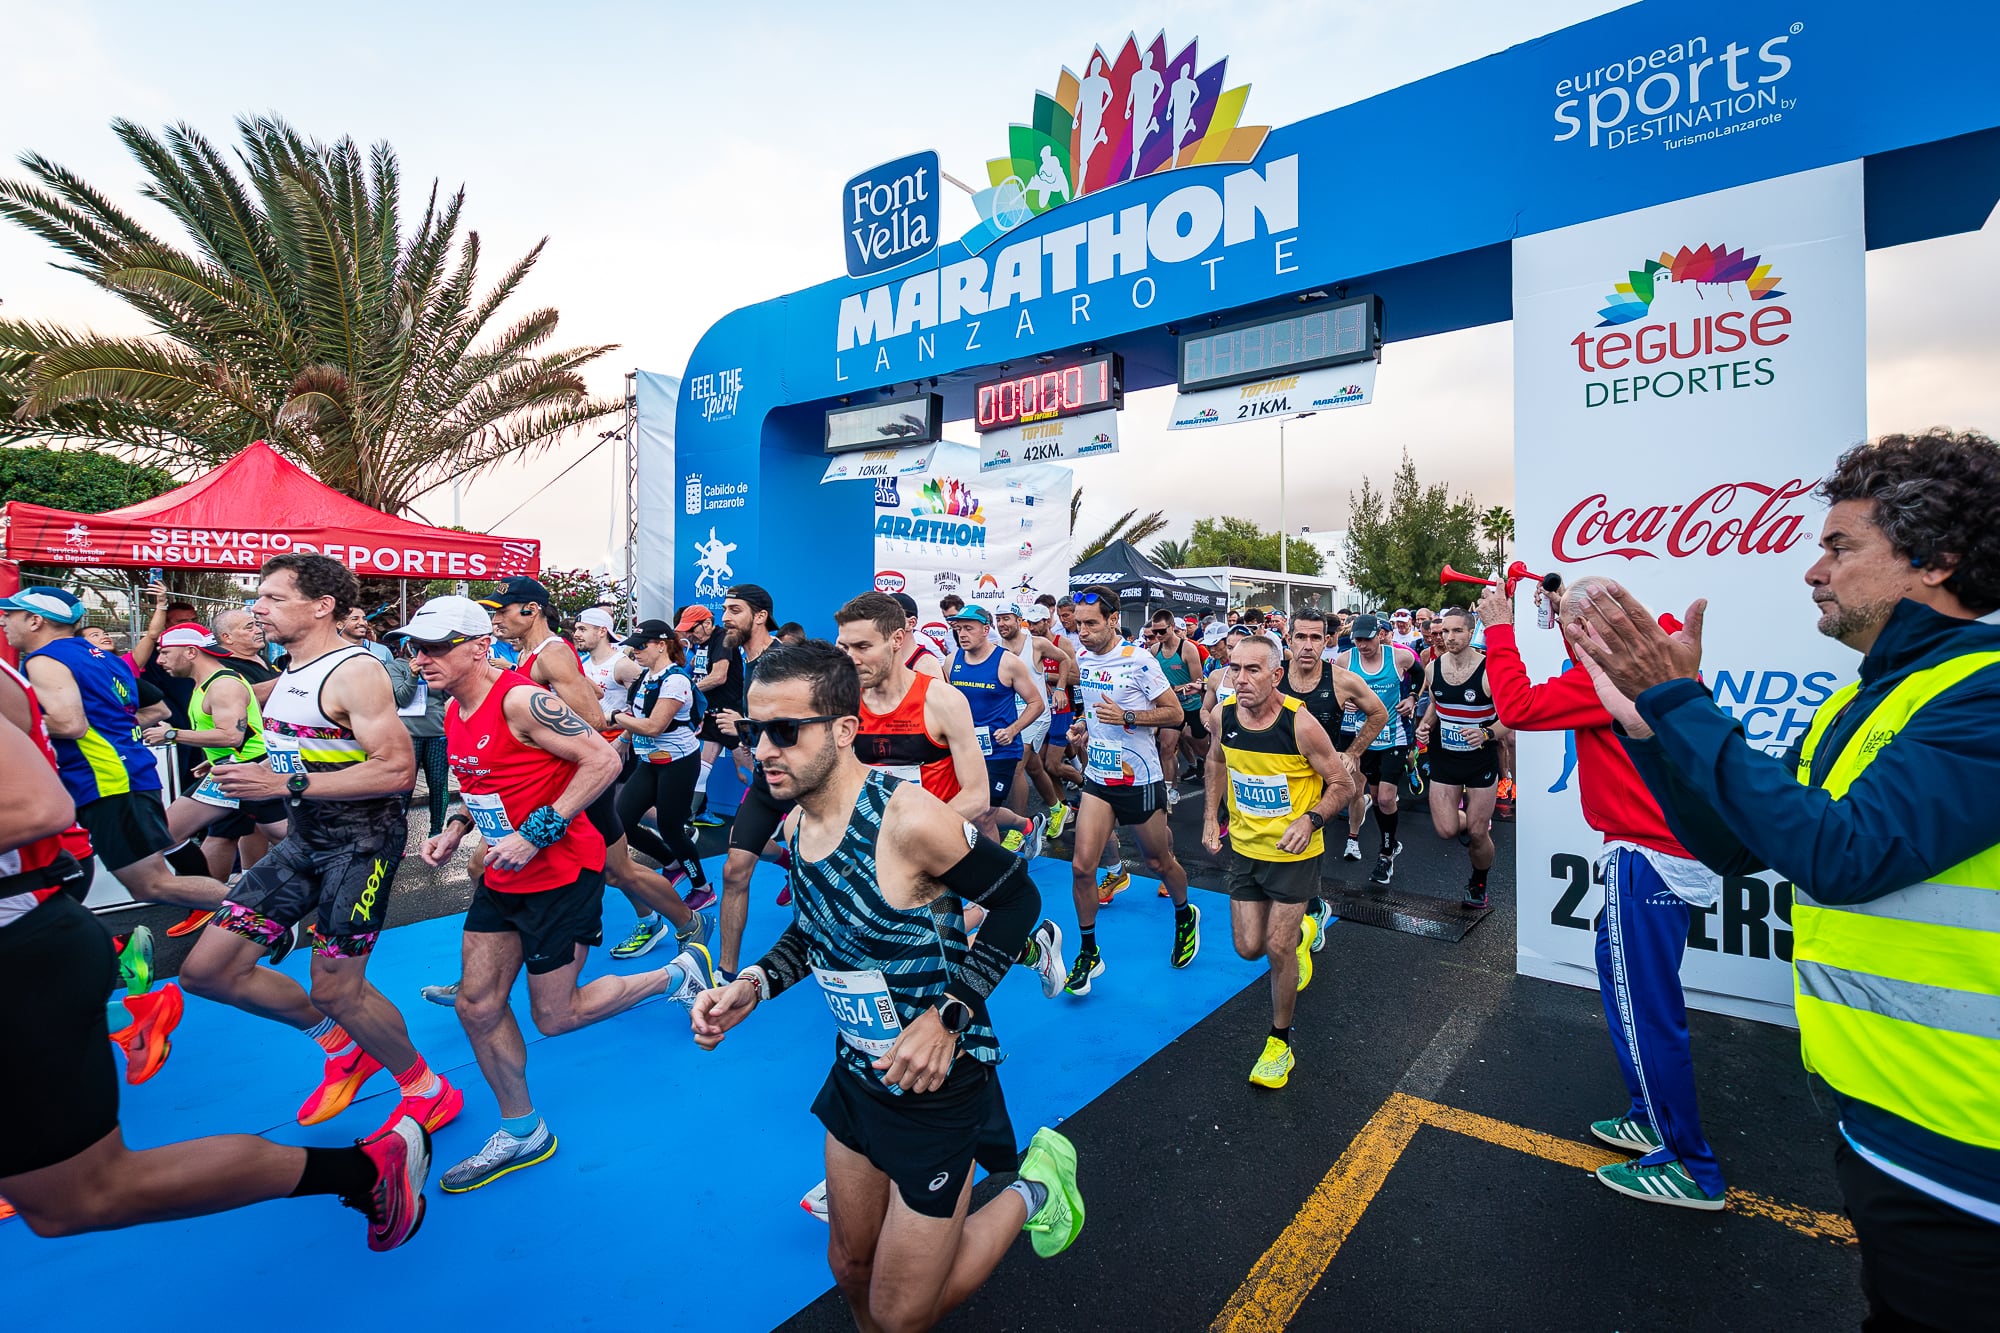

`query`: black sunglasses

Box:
[739,715,840,749]
[406,634,477,654]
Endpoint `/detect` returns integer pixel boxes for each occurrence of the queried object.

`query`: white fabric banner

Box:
[1167,360,1376,430]
[978,408,1118,471]
[632,371,681,623]
[873,442,1070,651]
[822,442,938,483]
[1510,162,1865,1027]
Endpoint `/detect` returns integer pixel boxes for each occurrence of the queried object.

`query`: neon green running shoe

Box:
[119,926,155,998]
[1295,915,1317,992]
[1018,1127,1084,1258]
[610,918,668,960]
[1249,1036,1295,1089]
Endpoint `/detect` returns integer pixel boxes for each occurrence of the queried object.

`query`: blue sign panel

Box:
[843,151,940,280]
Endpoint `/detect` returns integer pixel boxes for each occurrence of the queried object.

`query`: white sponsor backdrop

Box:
[871,442,1069,651]
[1511,162,1865,1026]
[633,371,681,623]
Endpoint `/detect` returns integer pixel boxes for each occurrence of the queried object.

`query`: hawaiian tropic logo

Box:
[1597,243,1785,326]
[968,31,1268,247]
[914,477,986,525]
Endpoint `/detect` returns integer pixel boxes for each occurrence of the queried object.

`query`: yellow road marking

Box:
[1213,1091,1854,1333]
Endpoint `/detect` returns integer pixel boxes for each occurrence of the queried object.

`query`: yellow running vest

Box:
[1220,695,1323,863]
[1791,649,2000,1149]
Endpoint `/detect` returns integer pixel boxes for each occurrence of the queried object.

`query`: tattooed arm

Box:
[508,688,621,822]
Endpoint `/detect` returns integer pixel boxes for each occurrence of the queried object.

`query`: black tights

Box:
[414,735,450,835]
[617,750,706,884]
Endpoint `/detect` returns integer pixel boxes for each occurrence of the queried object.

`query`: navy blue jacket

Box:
[1621,599,2000,1208]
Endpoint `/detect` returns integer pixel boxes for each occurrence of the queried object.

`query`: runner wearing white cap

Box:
[1389,610,1419,650]
[994,602,1073,828]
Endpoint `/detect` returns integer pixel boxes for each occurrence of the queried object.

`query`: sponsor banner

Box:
[822,442,938,483]
[1166,361,1377,430]
[633,371,679,621]
[979,409,1119,471]
[875,442,1070,625]
[844,151,939,279]
[1510,161,1864,1026]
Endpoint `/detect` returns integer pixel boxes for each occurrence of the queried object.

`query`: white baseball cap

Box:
[1022,603,1050,623]
[578,607,616,631]
[393,595,494,645]
[157,624,218,649]
[993,601,1023,618]
[1201,623,1229,646]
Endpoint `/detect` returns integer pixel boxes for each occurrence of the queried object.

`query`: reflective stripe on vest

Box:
[1790,649,2000,1151]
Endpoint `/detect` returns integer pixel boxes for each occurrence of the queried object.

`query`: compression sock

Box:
[1378,809,1401,853]
[1271,1026,1293,1046]
[393,1057,441,1100]
[695,761,712,793]
[1008,1177,1049,1217]
[501,1110,541,1138]
[305,1016,352,1055]
[290,1145,376,1199]
[164,840,210,878]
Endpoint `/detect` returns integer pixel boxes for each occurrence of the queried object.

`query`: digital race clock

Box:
[824,392,944,453]
[973,352,1123,434]
[1176,295,1380,392]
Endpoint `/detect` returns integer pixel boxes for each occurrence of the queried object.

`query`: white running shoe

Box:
[801,1179,829,1222]
[420,981,460,1007]
[1026,918,1066,999]
[440,1121,556,1193]
[665,942,715,1009]
[1342,837,1362,861]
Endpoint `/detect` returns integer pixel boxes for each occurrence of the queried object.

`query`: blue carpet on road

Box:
[7,859,1271,1333]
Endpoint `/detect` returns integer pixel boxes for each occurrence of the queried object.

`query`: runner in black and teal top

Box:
[689,640,1082,1326]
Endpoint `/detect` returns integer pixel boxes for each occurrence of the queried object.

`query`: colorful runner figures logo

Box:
[913,477,985,526]
[1596,243,1785,326]
[965,30,1269,252]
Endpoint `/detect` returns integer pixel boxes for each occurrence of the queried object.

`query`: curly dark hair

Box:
[1817,429,2000,615]
[259,553,359,618]
[747,639,860,719]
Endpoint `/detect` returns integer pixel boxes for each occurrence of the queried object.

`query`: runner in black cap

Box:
[709,584,796,978]
[606,619,714,955]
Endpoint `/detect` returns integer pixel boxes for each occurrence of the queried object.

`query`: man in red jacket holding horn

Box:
[1476,578,1728,1212]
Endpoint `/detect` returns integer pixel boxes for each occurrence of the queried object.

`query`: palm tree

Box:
[1077,507,1167,561]
[0,116,619,515]
[1150,537,1190,569]
[1479,505,1515,577]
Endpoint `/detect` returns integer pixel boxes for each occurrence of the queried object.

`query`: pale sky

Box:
[3,1,1994,571]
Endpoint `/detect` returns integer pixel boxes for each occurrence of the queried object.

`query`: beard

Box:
[1815,593,1897,644]
[723,625,746,649]
[765,734,840,799]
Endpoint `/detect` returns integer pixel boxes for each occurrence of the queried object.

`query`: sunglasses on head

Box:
[739,715,840,749]
[1073,592,1106,606]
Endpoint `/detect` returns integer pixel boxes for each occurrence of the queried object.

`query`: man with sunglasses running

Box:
[691,641,1083,1331]
[399,597,714,1192]
[709,583,793,979]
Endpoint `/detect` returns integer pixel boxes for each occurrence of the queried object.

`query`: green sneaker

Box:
[610,918,668,961]
[1017,1127,1084,1257]
[1249,1036,1295,1089]
[1594,1157,1725,1211]
[1170,903,1201,969]
[1590,1116,1663,1154]
[119,925,155,998]
[1045,803,1069,840]
[1002,828,1026,853]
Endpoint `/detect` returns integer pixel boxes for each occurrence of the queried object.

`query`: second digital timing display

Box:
[973,352,1122,433]
[1177,295,1379,392]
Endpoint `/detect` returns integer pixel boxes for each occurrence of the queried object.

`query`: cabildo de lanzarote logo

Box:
[1570,242,1793,409]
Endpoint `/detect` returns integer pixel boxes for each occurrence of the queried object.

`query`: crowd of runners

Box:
[3,428,1997,1331]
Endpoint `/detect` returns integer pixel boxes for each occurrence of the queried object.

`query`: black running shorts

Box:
[728,767,795,855]
[465,869,606,974]
[202,795,289,839]
[1082,779,1168,827]
[1427,744,1500,790]
[0,895,120,1178]
[811,1058,1018,1220]
[1348,747,1407,791]
[73,791,174,872]
[219,804,407,957]
[1226,849,1322,905]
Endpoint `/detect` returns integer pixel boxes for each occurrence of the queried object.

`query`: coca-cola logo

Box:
[1553,479,1815,563]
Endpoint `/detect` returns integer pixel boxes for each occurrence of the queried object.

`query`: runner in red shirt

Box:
[405,596,715,1195]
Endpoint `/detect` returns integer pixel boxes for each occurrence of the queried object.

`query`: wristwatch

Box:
[286,772,310,798]
[937,995,976,1036]
[163,727,179,745]
[1122,709,1137,728]
[1306,811,1327,830]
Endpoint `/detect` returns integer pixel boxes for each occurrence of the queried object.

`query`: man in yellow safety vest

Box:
[1564,429,2000,1331]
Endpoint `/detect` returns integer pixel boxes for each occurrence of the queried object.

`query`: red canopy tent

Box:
[2,440,538,580]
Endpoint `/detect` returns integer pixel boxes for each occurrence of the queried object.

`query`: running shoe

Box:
[372,1077,464,1139]
[801,1179,829,1223]
[1342,837,1362,862]
[420,981,460,1007]
[165,908,214,938]
[610,917,670,960]
[353,1117,431,1250]
[1063,949,1104,996]
[690,812,726,828]
[1024,919,1066,999]
[1248,1036,1295,1089]
[1017,1127,1085,1258]
[683,884,718,911]
[1045,803,1069,840]
[1593,1158,1725,1211]
[1295,915,1317,992]
[115,982,184,1085]
[1171,904,1201,969]
[1001,827,1025,853]
[1164,784,1181,808]
[675,910,715,949]
[117,925,155,998]
[665,941,715,1009]
[776,882,792,908]
[440,1121,557,1194]
[1462,883,1489,910]
[1022,813,1047,860]
[1591,1116,1664,1154]
[298,1045,385,1126]
[1369,853,1395,887]
[1309,899,1333,953]
[1096,869,1130,905]
[266,921,304,967]
[0,1195,14,1224]
[1158,879,1172,899]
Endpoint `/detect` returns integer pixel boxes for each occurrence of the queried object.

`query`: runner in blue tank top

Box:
[689,641,1083,1327]
[945,604,1049,857]
[1335,614,1422,886]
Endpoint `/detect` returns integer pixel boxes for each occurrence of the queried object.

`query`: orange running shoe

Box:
[298,1045,385,1126]
[117,983,184,1085]
[0,1195,15,1224]
[1096,869,1130,905]
[372,1078,464,1139]
[165,909,215,938]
